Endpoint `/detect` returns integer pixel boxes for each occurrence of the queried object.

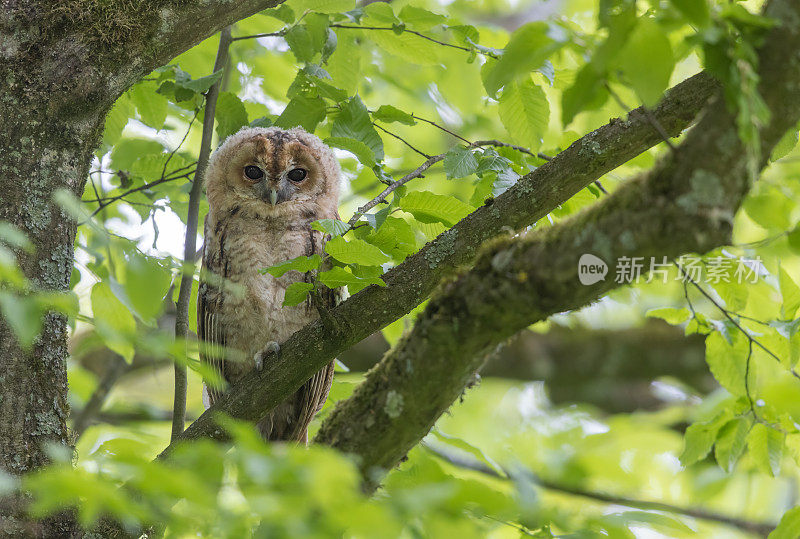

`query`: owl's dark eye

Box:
[244,165,264,181]
[287,168,307,182]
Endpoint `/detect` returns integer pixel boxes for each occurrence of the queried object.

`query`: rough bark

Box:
[0,0,282,532]
[313,0,800,486]
[161,71,717,454]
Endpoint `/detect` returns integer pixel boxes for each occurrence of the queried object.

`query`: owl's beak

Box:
[268,188,278,206]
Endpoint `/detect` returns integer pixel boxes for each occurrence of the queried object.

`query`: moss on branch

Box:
[313,0,800,486]
[162,72,718,455]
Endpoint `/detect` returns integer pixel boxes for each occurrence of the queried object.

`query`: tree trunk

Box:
[0,54,105,532]
[1,1,281,531]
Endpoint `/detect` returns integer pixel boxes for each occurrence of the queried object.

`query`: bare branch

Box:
[330,24,479,56]
[347,154,444,227]
[424,444,776,536]
[171,28,232,441]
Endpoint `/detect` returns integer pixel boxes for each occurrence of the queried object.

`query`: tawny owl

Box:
[198,126,342,443]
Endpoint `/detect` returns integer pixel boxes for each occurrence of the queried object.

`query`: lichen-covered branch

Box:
[160,71,717,455]
[313,0,800,487]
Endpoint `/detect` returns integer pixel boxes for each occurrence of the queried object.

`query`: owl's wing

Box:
[198,217,227,407]
[287,218,346,441]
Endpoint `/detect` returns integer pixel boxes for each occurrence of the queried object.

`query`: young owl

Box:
[198,126,343,443]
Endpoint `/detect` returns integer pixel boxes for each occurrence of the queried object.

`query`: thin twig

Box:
[232,10,309,41]
[330,24,474,55]
[346,133,603,227]
[373,122,431,158]
[231,30,285,41]
[391,116,608,195]
[677,263,799,380]
[348,154,445,227]
[84,170,195,209]
[424,443,776,537]
[171,27,232,442]
[411,114,471,144]
[472,139,552,161]
[161,108,200,181]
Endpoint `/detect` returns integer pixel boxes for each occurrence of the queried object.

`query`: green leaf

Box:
[324,236,390,265]
[747,423,784,477]
[614,18,674,106]
[179,70,223,94]
[680,411,731,466]
[123,253,171,323]
[285,23,326,63]
[499,78,549,150]
[475,148,513,175]
[442,146,479,180]
[250,116,273,128]
[668,0,710,26]
[110,138,164,171]
[771,128,798,161]
[372,105,416,126]
[745,191,793,230]
[331,97,384,161]
[0,292,42,348]
[561,65,608,126]
[282,282,314,306]
[275,96,327,132]
[646,307,691,325]
[780,266,800,320]
[312,219,350,237]
[0,222,31,251]
[482,22,564,97]
[398,6,445,30]
[129,84,168,130]
[714,416,751,472]
[429,429,506,477]
[368,28,441,65]
[263,4,295,23]
[605,511,693,535]
[326,33,361,94]
[317,266,386,292]
[705,330,749,397]
[770,507,800,539]
[215,92,249,142]
[103,95,134,147]
[363,2,398,24]
[261,254,323,277]
[324,136,376,167]
[400,190,473,227]
[91,281,136,362]
[288,0,355,14]
[360,216,417,259]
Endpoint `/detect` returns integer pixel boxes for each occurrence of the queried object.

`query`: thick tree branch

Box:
[159,71,717,456]
[312,0,800,487]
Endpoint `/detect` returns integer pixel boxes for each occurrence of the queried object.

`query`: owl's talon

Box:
[254,341,280,371]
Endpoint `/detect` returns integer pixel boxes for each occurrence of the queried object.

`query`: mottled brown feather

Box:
[198,127,343,444]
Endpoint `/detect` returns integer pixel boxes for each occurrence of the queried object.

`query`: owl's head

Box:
[205,126,340,220]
